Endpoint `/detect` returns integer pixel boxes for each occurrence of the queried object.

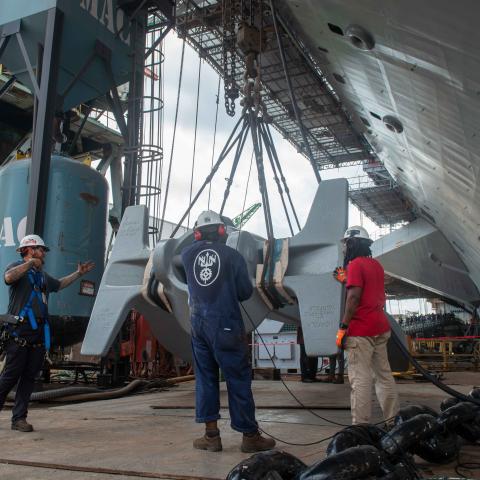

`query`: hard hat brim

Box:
[16,245,50,252]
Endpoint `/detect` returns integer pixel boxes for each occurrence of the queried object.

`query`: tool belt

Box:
[11,336,44,348]
[0,315,44,353]
[0,329,44,351]
[0,314,21,326]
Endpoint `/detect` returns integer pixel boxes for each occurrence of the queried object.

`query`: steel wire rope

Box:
[187,53,203,228]
[207,77,221,210]
[169,113,248,238]
[259,120,294,236]
[248,109,281,309]
[219,121,251,216]
[159,37,186,240]
[236,150,255,237]
[264,122,301,231]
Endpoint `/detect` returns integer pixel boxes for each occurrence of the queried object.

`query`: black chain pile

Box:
[226,388,480,480]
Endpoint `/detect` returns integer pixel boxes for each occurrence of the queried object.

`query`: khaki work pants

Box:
[345,331,400,425]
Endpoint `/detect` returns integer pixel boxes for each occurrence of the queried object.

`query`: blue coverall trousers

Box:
[191,314,257,433]
[0,341,45,422]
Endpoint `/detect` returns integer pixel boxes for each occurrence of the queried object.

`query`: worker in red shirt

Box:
[335,226,399,425]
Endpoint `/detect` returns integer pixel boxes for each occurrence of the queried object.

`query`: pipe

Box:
[166,375,195,384]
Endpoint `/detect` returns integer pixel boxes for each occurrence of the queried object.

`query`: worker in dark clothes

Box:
[335,226,399,425]
[182,211,275,453]
[322,351,344,384]
[1,234,94,432]
[297,326,318,382]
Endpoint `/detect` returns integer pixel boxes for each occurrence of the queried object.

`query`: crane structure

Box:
[232,203,261,229]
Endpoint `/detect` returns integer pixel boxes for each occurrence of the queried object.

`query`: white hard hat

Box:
[342,225,371,242]
[195,210,224,229]
[16,234,50,252]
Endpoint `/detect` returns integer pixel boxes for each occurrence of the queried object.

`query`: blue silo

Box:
[0,155,108,346]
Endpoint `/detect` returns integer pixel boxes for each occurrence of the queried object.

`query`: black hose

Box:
[7,386,100,402]
[50,379,148,402]
[42,376,191,403]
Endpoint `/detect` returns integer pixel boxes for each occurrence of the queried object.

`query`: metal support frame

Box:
[15,32,40,97]
[0,21,41,98]
[0,36,10,59]
[59,51,96,106]
[0,75,16,99]
[105,89,128,139]
[67,106,92,155]
[144,23,172,59]
[269,0,321,184]
[26,8,64,236]
[122,14,147,213]
[0,20,18,59]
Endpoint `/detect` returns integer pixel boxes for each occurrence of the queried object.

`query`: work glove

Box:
[336,328,347,349]
[333,266,347,284]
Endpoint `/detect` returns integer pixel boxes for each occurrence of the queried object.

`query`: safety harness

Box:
[12,269,51,349]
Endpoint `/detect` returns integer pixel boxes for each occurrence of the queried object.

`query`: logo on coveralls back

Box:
[194,249,221,287]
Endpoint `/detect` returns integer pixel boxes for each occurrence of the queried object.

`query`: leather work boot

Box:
[241,432,276,453]
[193,434,222,452]
[11,419,34,432]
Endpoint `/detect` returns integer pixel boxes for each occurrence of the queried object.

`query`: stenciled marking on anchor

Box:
[305,304,337,329]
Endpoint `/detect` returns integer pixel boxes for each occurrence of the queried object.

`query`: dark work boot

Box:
[241,431,276,453]
[193,433,222,452]
[11,418,34,432]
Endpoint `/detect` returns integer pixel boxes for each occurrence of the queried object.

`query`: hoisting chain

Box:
[222,0,239,116]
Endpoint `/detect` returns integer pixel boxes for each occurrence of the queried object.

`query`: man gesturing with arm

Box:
[1,235,94,432]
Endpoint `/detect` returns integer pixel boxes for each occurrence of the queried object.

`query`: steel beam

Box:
[67,106,92,155]
[26,7,64,236]
[0,20,19,60]
[0,35,10,60]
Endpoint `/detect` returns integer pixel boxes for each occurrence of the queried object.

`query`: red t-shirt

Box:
[346,256,390,337]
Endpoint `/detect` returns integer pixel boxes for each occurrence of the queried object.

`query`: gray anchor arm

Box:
[81,206,151,356]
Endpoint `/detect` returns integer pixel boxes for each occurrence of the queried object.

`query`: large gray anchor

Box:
[81,179,348,360]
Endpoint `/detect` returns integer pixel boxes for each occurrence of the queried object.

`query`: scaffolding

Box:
[348,162,416,227]
[174,0,374,171]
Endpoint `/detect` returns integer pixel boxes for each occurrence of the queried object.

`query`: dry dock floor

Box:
[0,372,479,479]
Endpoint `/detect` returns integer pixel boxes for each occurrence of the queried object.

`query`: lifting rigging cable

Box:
[187,53,203,228]
[207,77,221,209]
[159,37,186,240]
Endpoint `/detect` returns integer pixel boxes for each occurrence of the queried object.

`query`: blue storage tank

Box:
[0,155,108,346]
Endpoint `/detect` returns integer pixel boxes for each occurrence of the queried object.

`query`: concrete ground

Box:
[0,372,478,479]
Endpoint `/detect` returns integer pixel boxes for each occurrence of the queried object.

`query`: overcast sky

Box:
[157,32,379,239]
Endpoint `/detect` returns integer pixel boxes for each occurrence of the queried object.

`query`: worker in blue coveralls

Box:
[181,211,276,453]
[1,234,94,432]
